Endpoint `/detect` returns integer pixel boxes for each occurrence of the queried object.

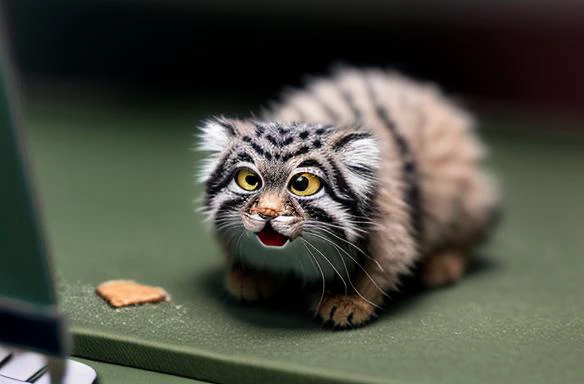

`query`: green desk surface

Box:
[25,99,584,384]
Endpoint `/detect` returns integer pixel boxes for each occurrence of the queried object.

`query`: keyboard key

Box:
[34,359,96,384]
[0,352,45,381]
[0,374,27,383]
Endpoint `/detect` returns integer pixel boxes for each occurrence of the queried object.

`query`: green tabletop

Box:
[25,98,584,384]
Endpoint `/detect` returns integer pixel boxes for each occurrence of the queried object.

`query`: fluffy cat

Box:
[198,68,500,328]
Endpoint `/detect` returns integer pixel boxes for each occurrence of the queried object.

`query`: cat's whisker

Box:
[311,226,385,272]
[234,231,246,267]
[215,219,245,249]
[215,223,241,231]
[215,223,242,236]
[304,221,382,270]
[347,218,376,225]
[343,216,376,224]
[302,244,320,283]
[214,220,239,228]
[331,244,383,310]
[214,221,240,229]
[305,220,368,236]
[301,239,326,316]
[293,254,307,285]
[306,218,372,229]
[305,231,389,299]
[303,237,348,296]
[215,215,239,220]
[306,231,387,306]
[226,229,244,246]
[214,215,240,223]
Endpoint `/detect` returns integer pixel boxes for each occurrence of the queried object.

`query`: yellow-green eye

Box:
[289,173,322,196]
[235,168,262,191]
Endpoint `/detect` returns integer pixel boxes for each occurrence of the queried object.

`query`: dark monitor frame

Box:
[0,5,69,357]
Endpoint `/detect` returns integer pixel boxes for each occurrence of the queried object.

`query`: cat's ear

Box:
[332,130,381,198]
[333,131,380,172]
[197,116,238,153]
[196,117,238,183]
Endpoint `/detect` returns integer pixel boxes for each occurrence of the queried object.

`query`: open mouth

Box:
[256,223,289,247]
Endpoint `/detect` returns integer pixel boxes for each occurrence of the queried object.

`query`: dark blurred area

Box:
[2,0,584,119]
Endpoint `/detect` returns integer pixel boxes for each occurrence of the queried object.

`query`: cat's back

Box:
[271,67,483,164]
[270,68,498,252]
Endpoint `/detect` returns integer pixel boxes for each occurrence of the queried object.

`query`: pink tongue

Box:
[257,226,289,247]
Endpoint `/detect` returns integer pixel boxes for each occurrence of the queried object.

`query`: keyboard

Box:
[0,347,96,383]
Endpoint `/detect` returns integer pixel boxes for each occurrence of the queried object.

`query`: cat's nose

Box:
[250,192,283,219]
[252,206,280,219]
[257,209,279,220]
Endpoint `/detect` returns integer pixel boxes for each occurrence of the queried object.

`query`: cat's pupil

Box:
[293,176,309,191]
[245,175,258,186]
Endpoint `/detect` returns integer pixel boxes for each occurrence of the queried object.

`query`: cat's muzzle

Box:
[256,221,290,247]
[241,212,303,248]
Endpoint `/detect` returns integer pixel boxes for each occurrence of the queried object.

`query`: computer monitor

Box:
[0,7,96,384]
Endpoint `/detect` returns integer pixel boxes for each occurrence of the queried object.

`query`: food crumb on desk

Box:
[96,280,169,308]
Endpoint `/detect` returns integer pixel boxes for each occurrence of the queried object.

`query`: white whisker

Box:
[301,239,326,316]
[311,226,384,272]
[233,231,246,266]
[331,243,383,309]
[305,220,367,235]
[305,230,388,300]
[303,237,348,296]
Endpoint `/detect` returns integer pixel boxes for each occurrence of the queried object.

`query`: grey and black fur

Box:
[198,68,500,328]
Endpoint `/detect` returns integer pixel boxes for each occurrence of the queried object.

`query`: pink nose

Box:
[249,192,284,218]
[249,206,280,218]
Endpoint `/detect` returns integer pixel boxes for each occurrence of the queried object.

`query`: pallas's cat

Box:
[198,68,500,328]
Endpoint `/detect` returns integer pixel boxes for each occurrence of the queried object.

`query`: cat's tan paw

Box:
[421,250,466,287]
[225,269,280,302]
[317,294,376,328]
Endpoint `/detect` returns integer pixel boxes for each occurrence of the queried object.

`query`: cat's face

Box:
[198,118,379,278]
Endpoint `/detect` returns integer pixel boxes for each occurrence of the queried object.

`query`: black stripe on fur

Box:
[311,92,340,122]
[332,132,371,151]
[214,195,248,224]
[281,145,310,162]
[364,75,423,239]
[206,151,253,198]
[302,205,336,224]
[216,120,236,137]
[336,85,362,123]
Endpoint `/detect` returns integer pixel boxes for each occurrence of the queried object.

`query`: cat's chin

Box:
[256,224,290,247]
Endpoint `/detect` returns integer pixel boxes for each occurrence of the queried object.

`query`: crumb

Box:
[96,280,169,308]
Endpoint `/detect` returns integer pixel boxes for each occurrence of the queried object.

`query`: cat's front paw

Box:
[225,269,280,302]
[316,294,377,328]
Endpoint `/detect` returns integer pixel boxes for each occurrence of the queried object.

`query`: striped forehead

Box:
[236,121,334,163]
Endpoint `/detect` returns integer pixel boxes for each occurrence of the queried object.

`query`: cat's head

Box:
[197,117,380,276]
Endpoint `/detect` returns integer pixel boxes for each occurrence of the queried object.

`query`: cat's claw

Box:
[225,269,280,302]
[317,294,376,328]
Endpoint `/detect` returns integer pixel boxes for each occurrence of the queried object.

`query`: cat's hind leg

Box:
[420,249,467,287]
[420,171,500,288]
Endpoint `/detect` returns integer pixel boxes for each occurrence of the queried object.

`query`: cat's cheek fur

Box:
[240,213,266,233]
[269,215,304,239]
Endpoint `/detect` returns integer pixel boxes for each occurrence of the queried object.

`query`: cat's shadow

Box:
[197,253,499,331]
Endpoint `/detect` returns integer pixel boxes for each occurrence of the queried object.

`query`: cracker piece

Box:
[96,280,169,308]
